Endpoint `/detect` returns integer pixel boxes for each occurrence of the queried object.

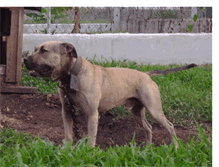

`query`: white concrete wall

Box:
[23,33,212,65]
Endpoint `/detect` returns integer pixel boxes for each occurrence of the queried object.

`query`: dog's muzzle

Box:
[23,56,35,70]
[23,56,54,77]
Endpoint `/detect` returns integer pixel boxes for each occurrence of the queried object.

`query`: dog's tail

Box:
[146,63,198,77]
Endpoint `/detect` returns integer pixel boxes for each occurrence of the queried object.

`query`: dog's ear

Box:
[60,43,78,58]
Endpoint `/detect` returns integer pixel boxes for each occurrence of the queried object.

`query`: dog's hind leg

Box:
[138,80,179,150]
[131,103,152,146]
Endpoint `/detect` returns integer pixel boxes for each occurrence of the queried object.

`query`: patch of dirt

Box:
[0,94,212,148]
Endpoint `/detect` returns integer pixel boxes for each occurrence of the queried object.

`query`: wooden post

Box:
[0,7,36,94]
[5,7,24,83]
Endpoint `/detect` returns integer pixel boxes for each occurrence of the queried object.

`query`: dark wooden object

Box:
[0,7,40,94]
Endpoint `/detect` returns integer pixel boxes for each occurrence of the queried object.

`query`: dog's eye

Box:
[40,47,47,53]
[34,46,40,52]
[34,47,37,52]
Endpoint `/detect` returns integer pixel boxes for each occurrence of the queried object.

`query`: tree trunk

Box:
[71,7,81,33]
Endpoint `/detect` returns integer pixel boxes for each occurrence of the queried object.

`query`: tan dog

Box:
[24,41,197,150]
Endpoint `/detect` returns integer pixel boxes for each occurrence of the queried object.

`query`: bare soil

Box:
[0,94,212,148]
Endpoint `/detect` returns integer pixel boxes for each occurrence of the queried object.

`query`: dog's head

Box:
[23,41,78,81]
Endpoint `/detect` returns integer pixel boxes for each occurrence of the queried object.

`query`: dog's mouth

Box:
[29,65,54,77]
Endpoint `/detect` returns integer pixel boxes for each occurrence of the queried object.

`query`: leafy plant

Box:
[193,14,198,21]
[201,7,206,12]
[40,28,56,34]
[25,7,72,24]
[51,7,71,23]
[25,8,47,24]
[184,14,198,32]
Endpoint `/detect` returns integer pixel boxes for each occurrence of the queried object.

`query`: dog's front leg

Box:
[87,111,99,147]
[62,106,74,142]
[58,88,73,142]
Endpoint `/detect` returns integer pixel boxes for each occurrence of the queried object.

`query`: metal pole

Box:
[46,7,51,34]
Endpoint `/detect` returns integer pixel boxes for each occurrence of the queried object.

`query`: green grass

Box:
[21,57,212,125]
[21,64,58,94]
[152,64,212,125]
[0,123,211,166]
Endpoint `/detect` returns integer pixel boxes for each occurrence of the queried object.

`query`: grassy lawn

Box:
[1,57,211,166]
[0,124,211,166]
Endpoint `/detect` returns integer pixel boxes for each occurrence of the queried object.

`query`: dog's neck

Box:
[60,56,82,86]
[68,56,82,76]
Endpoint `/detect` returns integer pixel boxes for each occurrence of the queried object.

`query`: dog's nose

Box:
[23,57,27,64]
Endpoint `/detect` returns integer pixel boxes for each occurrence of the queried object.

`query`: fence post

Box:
[46,7,51,34]
[113,7,120,32]
[191,7,197,18]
